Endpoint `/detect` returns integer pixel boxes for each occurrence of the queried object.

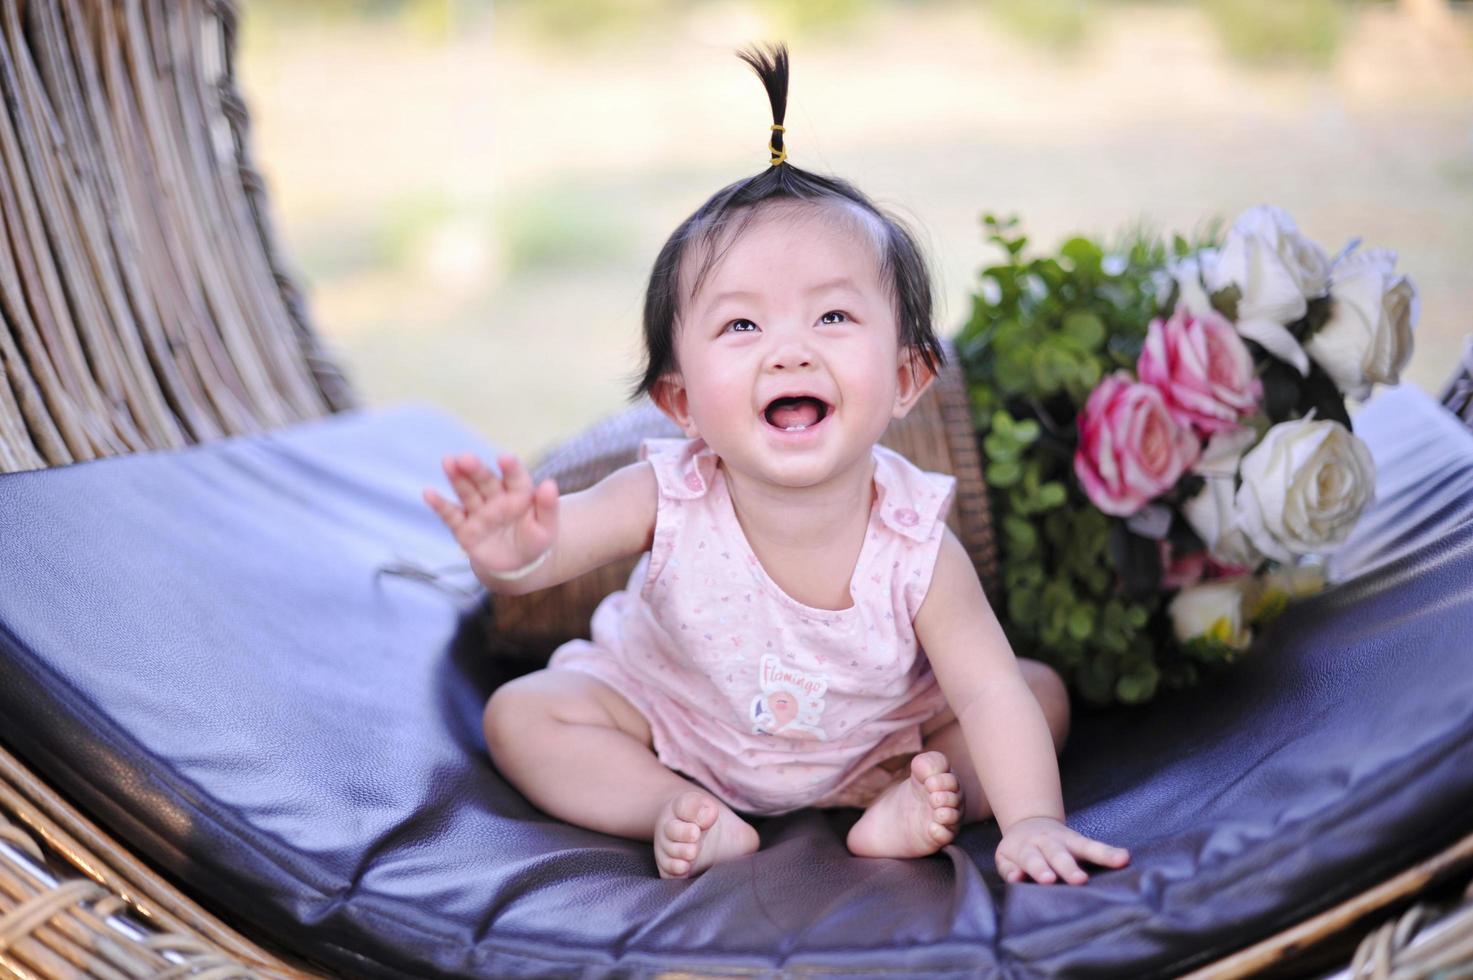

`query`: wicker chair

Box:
[1,3,1471,977]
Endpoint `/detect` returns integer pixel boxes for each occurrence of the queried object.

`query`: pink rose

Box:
[1138,304,1263,435]
[1074,372,1201,517]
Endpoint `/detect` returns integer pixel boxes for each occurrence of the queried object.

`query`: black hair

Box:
[631,42,943,400]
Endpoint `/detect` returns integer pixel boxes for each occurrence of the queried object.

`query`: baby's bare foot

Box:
[846,751,962,859]
[654,790,760,879]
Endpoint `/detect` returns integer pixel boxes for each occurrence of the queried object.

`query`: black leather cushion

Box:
[0,386,1469,978]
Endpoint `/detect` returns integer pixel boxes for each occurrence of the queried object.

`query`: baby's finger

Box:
[996,856,1022,883]
[466,453,505,504]
[1067,831,1131,868]
[445,454,485,511]
[532,478,559,533]
[422,487,465,529]
[499,453,533,497]
[1039,838,1089,885]
[1021,849,1057,884]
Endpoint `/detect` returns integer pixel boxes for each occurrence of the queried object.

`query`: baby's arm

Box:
[914,530,1130,884]
[423,452,656,595]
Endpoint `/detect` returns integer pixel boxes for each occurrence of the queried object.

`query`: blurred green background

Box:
[238,0,1473,457]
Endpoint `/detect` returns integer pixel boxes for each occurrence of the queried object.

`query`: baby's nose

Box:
[766,339,815,371]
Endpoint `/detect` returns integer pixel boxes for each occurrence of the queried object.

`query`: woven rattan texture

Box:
[1439,338,1473,426]
[0,745,304,979]
[0,0,351,475]
[491,338,999,657]
[1348,877,1473,980]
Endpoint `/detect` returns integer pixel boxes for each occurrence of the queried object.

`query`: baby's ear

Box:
[892,348,937,419]
[651,375,700,437]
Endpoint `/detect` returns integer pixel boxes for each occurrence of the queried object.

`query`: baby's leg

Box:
[846,658,1069,857]
[483,668,759,878]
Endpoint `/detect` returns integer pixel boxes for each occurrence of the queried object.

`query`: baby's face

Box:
[657,203,926,493]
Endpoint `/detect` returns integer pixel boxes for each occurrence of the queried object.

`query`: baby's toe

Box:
[930,789,962,810]
[665,840,699,863]
[933,805,961,827]
[924,770,959,794]
[910,751,950,782]
[663,819,701,845]
[659,855,692,878]
[672,791,718,830]
[928,818,958,844]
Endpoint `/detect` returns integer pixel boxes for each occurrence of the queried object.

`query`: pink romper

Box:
[546,437,957,816]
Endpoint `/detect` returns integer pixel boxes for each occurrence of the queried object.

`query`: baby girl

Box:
[425,44,1130,885]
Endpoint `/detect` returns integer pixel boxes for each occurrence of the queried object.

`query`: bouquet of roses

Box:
[959,205,1418,705]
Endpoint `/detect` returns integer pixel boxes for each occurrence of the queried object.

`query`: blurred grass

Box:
[986,0,1096,53]
[290,192,462,281]
[247,0,1362,66]
[1200,0,1347,68]
[498,186,636,272]
[246,0,492,45]
[289,184,638,291]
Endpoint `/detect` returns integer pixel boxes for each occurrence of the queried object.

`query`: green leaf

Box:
[1032,347,1071,393]
[1114,663,1160,704]
[1036,482,1067,510]
[1060,236,1103,275]
[983,433,1019,461]
[997,352,1033,394]
[969,385,997,421]
[1210,283,1242,321]
[1043,511,1073,548]
[1035,258,1067,288]
[1003,515,1038,553]
[1062,312,1106,351]
[1006,560,1045,589]
[987,459,1022,487]
[1078,658,1117,704]
[1008,588,1040,626]
[1067,604,1096,640]
[1078,357,1103,390]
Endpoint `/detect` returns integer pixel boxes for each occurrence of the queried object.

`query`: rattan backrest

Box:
[0,0,350,474]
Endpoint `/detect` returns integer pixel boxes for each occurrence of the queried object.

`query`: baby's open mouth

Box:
[763,396,830,431]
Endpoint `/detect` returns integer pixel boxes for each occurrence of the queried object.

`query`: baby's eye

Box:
[820,310,849,324]
[725,319,759,333]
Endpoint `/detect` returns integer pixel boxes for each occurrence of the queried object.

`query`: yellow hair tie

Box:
[768,123,787,166]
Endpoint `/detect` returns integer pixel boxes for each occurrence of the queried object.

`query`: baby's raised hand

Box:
[995,816,1130,886]
[423,453,559,580]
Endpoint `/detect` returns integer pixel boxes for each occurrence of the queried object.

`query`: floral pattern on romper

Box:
[546,437,957,816]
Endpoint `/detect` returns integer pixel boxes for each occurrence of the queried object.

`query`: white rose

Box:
[1235,418,1376,563]
[1207,205,1331,376]
[1304,247,1418,400]
[1168,577,1254,650]
[1156,248,1220,318]
[1181,426,1263,568]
